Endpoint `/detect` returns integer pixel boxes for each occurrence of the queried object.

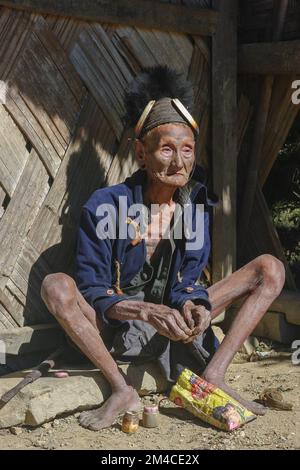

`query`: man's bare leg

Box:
[41,273,141,431]
[202,254,285,415]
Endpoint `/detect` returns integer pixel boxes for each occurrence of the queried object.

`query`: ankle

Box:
[111,383,133,394]
[202,369,223,383]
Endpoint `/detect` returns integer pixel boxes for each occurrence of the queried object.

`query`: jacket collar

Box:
[124,166,218,207]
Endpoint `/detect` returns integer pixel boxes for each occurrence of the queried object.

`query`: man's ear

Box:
[135,139,146,169]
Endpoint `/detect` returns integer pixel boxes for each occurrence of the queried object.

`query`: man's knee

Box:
[41,273,77,319]
[256,254,285,295]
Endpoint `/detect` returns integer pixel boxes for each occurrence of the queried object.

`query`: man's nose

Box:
[172,149,184,168]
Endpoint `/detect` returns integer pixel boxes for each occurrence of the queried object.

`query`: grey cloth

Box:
[103,318,216,384]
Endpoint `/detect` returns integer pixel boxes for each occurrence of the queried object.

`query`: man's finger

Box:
[181,304,195,329]
[168,323,190,341]
[171,309,194,336]
[151,318,178,341]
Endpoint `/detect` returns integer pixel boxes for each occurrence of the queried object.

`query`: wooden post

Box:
[239,40,300,75]
[212,0,237,284]
[238,0,289,253]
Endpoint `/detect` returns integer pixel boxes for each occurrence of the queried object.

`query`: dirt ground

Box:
[0,355,299,450]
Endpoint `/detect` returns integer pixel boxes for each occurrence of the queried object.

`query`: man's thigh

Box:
[207,257,262,319]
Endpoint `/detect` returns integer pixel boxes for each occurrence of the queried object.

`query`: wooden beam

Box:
[239,40,300,75]
[212,0,237,283]
[0,0,218,35]
[259,75,300,185]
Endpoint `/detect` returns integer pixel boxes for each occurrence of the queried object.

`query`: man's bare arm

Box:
[106,300,193,342]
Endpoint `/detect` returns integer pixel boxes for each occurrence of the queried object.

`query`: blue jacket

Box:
[75,167,218,327]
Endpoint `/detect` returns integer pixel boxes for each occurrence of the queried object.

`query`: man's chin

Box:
[157,174,189,187]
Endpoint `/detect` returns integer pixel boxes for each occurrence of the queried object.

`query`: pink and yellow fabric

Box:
[170,369,256,432]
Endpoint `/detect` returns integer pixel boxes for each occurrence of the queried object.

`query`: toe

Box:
[79,411,93,427]
[255,404,267,416]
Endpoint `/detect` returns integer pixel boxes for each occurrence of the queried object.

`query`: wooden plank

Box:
[112,27,151,72]
[7,239,54,325]
[237,94,253,155]
[211,0,238,283]
[188,44,210,168]
[0,8,34,81]
[238,74,275,249]
[0,305,19,329]
[239,40,300,75]
[4,15,85,177]
[7,97,117,325]
[70,27,126,140]
[0,185,6,219]
[45,14,88,55]
[0,0,219,36]
[0,148,49,287]
[2,279,25,326]
[0,290,19,328]
[0,105,29,197]
[193,36,210,64]
[33,16,85,104]
[4,92,61,178]
[0,324,63,354]
[105,128,138,186]
[259,75,300,185]
[28,94,116,254]
[158,31,194,71]
[135,29,193,72]
[10,32,78,149]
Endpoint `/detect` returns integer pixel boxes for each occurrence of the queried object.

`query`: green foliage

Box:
[272,201,300,231]
[271,200,300,268]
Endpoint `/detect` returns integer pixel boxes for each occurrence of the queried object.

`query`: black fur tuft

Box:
[123,65,194,127]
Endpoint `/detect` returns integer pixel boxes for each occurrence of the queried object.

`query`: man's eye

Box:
[162,147,172,154]
[183,148,193,155]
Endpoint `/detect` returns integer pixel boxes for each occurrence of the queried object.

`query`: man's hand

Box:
[181,300,211,343]
[106,300,193,342]
[144,304,194,342]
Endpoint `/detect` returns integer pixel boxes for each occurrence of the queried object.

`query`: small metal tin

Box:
[142,402,159,428]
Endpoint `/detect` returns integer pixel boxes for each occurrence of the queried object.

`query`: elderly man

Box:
[41,66,285,431]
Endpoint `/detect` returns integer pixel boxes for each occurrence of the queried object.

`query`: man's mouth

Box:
[166,171,185,176]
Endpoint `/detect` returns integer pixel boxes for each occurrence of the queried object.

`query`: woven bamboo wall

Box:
[0,5,211,329]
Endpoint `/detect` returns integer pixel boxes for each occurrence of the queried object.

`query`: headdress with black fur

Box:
[123,65,198,138]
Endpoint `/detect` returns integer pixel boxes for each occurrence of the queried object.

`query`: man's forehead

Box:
[151,124,195,144]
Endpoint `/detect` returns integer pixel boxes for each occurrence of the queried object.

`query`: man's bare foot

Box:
[202,372,266,416]
[79,385,141,431]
